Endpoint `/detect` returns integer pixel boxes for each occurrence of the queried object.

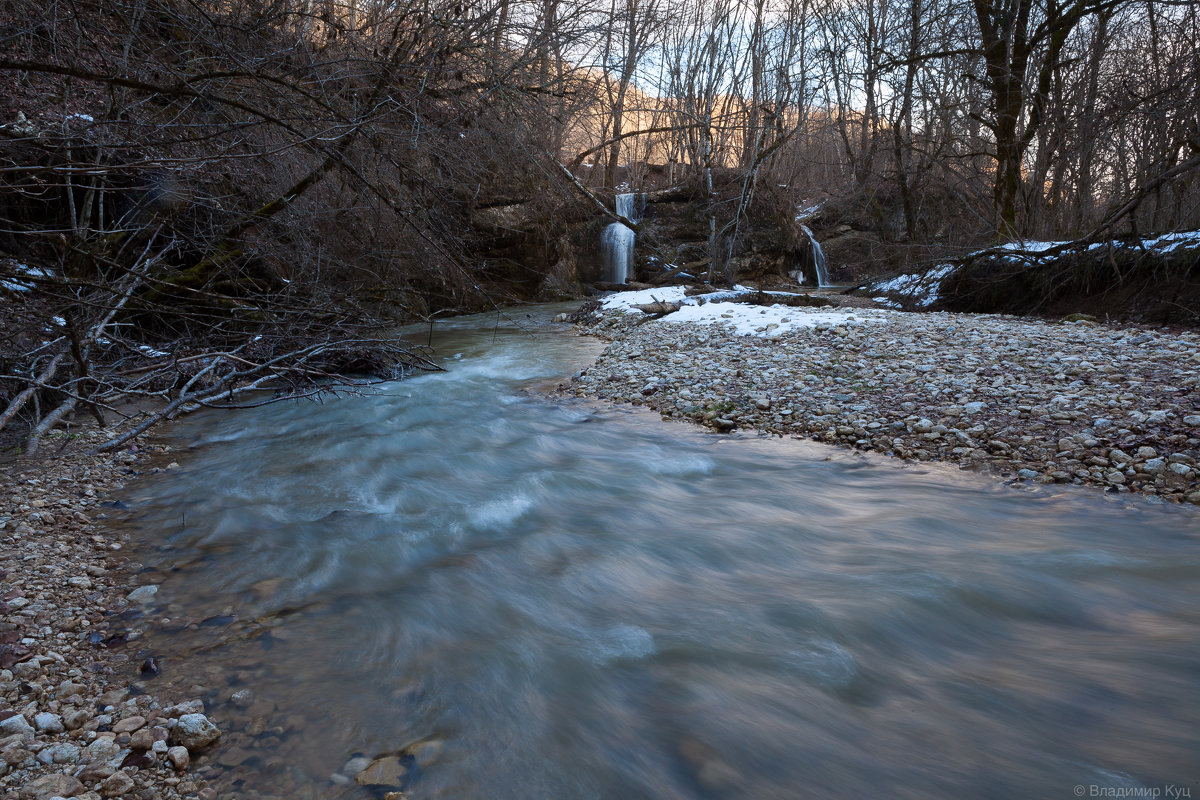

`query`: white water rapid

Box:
[602,192,644,283]
[120,305,1200,800]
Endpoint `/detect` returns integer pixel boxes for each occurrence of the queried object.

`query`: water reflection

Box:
[118,307,1200,800]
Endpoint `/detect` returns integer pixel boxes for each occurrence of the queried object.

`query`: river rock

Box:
[216,745,253,767]
[407,738,445,769]
[37,742,80,764]
[1108,448,1133,465]
[171,713,220,750]
[125,585,158,604]
[111,715,145,734]
[34,712,65,733]
[355,755,408,788]
[166,745,189,771]
[25,773,83,800]
[0,714,33,737]
[162,700,204,718]
[77,761,117,781]
[83,738,123,763]
[342,756,372,775]
[98,771,135,797]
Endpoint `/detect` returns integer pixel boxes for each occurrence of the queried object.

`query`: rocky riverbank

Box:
[0,432,224,800]
[562,289,1200,504]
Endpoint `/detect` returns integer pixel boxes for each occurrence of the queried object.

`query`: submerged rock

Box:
[126,585,159,603]
[355,755,408,788]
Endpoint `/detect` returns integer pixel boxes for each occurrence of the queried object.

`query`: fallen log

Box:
[630,300,683,316]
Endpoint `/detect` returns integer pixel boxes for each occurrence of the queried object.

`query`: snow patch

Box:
[1142,231,1200,252]
[794,202,823,221]
[601,286,690,312]
[661,302,876,336]
[1,262,52,292]
[601,285,886,336]
[871,264,955,308]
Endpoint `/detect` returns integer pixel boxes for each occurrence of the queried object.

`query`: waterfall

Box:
[799,224,830,288]
[602,193,644,284]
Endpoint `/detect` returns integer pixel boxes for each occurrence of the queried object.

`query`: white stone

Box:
[0,714,33,737]
[126,585,158,603]
[171,713,220,750]
[34,712,65,733]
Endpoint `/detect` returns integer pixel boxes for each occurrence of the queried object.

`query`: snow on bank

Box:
[1,262,53,292]
[662,301,877,336]
[601,285,882,337]
[1143,231,1200,252]
[871,264,955,308]
[600,286,691,311]
[866,231,1200,308]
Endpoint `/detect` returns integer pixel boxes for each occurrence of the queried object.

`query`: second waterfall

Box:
[601,192,645,284]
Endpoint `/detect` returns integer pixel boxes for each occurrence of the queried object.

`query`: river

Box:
[117,305,1200,800]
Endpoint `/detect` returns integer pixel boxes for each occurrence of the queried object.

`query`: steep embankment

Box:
[564,288,1200,504]
[861,234,1200,325]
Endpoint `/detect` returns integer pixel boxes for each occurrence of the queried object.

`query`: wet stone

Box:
[355,755,409,788]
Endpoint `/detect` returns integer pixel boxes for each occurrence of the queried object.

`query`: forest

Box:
[2,4,1200,798]
[1,0,1198,449]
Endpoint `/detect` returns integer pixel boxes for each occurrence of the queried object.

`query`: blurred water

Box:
[119,306,1200,800]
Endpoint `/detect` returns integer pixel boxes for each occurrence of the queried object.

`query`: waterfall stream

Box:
[601,192,644,283]
[799,223,830,287]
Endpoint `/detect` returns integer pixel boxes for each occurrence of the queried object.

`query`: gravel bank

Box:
[563,296,1200,504]
[1,431,223,800]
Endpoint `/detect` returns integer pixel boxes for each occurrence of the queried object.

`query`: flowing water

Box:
[798,224,829,288]
[602,193,644,284]
[117,306,1199,800]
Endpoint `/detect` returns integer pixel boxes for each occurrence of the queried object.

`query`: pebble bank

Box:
[564,295,1200,505]
[0,432,222,800]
